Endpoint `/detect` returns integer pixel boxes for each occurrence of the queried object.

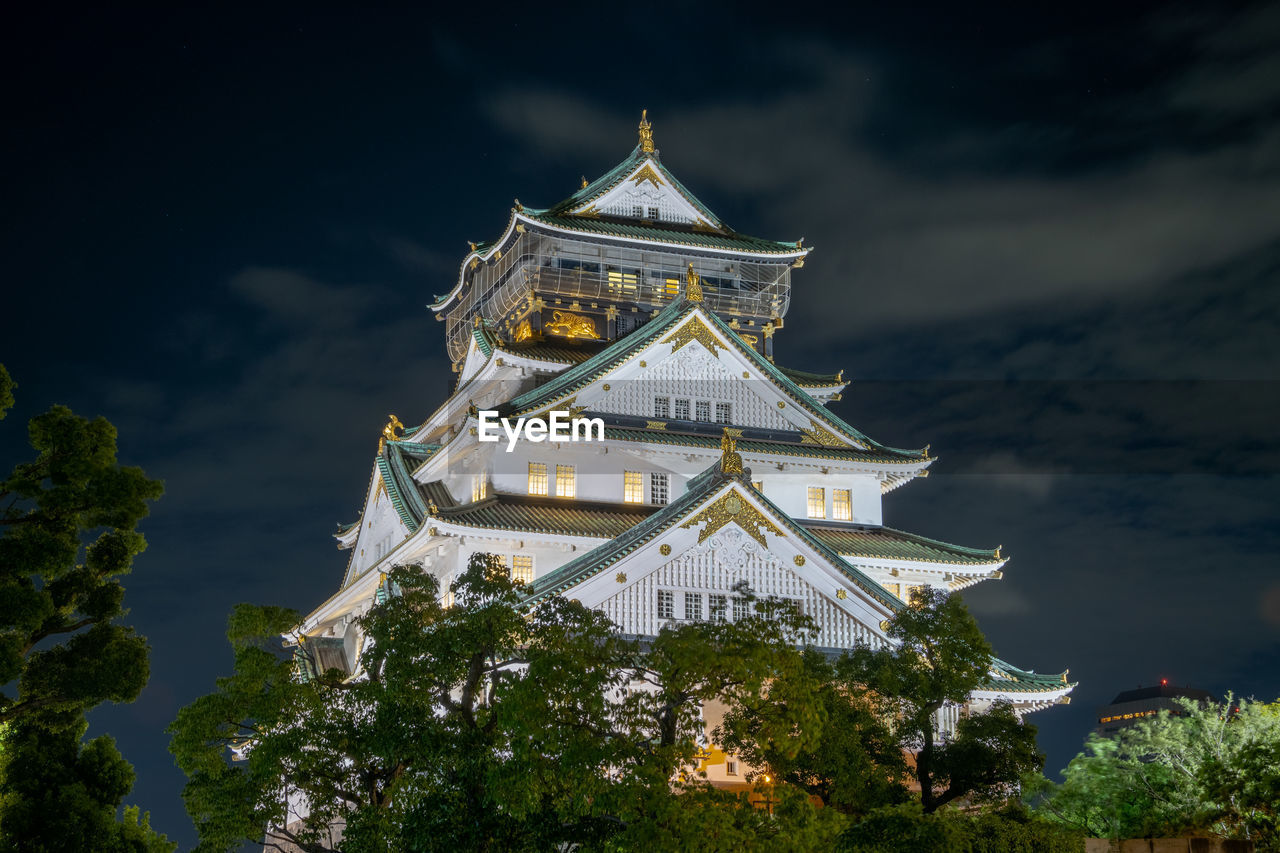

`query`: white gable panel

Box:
[576,161,712,227]
[591,344,795,430]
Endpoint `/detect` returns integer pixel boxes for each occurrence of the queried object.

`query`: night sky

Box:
[3,3,1278,848]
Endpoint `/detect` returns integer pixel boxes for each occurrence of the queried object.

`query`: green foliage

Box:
[1029,694,1280,849]
[839,802,1082,853]
[0,367,169,849]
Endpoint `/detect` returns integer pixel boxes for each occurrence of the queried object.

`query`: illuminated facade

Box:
[294,114,1074,782]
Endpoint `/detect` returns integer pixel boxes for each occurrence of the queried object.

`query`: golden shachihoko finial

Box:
[685,262,703,302]
[720,428,744,475]
[638,109,654,153]
[380,414,405,452]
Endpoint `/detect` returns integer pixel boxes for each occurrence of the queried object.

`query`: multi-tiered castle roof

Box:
[299,113,1074,721]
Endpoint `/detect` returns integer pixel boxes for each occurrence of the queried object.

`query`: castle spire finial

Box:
[685,262,703,302]
[638,109,655,154]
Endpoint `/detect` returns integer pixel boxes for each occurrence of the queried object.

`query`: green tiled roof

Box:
[436,494,655,538]
[987,658,1075,694]
[778,365,844,388]
[522,211,803,256]
[802,524,1001,565]
[603,425,923,466]
[502,299,925,461]
[496,340,610,365]
[375,442,449,533]
[524,463,903,612]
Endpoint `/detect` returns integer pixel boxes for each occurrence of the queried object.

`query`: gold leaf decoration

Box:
[660,315,725,357]
[680,490,783,549]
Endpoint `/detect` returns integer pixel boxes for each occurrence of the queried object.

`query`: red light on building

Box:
[1161,678,1168,686]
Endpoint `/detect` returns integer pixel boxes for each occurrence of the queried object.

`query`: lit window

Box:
[664,277,679,296]
[696,401,711,422]
[833,489,852,521]
[607,269,638,294]
[654,396,670,418]
[650,473,669,505]
[657,590,674,620]
[472,477,488,503]
[709,594,728,622]
[807,486,826,519]
[623,471,643,503]
[884,582,901,598]
[511,555,534,585]
[528,462,548,496]
[556,465,575,498]
[685,592,703,621]
[674,399,690,420]
[715,402,732,424]
[732,597,751,622]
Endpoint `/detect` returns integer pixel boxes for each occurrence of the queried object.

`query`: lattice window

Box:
[685,592,703,621]
[715,402,732,424]
[556,464,575,498]
[674,398,690,420]
[654,396,670,418]
[807,486,826,519]
[709,594,728,622]
[833,488,852,521]
[657,589,674,620]
[732,597,751,622]
[511,555,534,585]
[623,471,643,503]
[695,401,711,422]
[528,462,548,496]
[650,473,669,505]
[647,206,659,219]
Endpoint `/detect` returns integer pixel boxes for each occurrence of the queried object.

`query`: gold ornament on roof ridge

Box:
[638,109,654,153]
[681,489,783,549]
[799,421,844,448]
[685,263,704,302]
[660,315,724,357]
[380,414,405,452]
[720,429,744,475]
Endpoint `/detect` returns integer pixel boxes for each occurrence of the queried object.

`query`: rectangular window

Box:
[807,486,826,519]
[511,555,534,585]
[556,464,575,498]
[664,277,680,296]
[709,594,728,622]
[472,477,488,503]
[695,400,711,422]
[884,582,901,599]
[657,589,675,620]
[833,488,852,521]
[528,462,548,496]
[623,471,644,503]
[650,473,669,505]
[685,592,703,621]
[726,759,738,776]
[633,204,644,218]
[654,396,670,418]
[715,402,732,424]
[674,399,690,420]
[732,597,751,622]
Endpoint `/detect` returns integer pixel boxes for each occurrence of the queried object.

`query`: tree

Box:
[0,365,171,850]
[840,587,1043,812]
[1029,694,1280,849]
[170,558,844,852]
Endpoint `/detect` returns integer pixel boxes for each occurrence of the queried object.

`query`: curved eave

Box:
[429,211,808,315]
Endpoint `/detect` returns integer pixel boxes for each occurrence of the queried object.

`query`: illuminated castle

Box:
[294,113,1073,778]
